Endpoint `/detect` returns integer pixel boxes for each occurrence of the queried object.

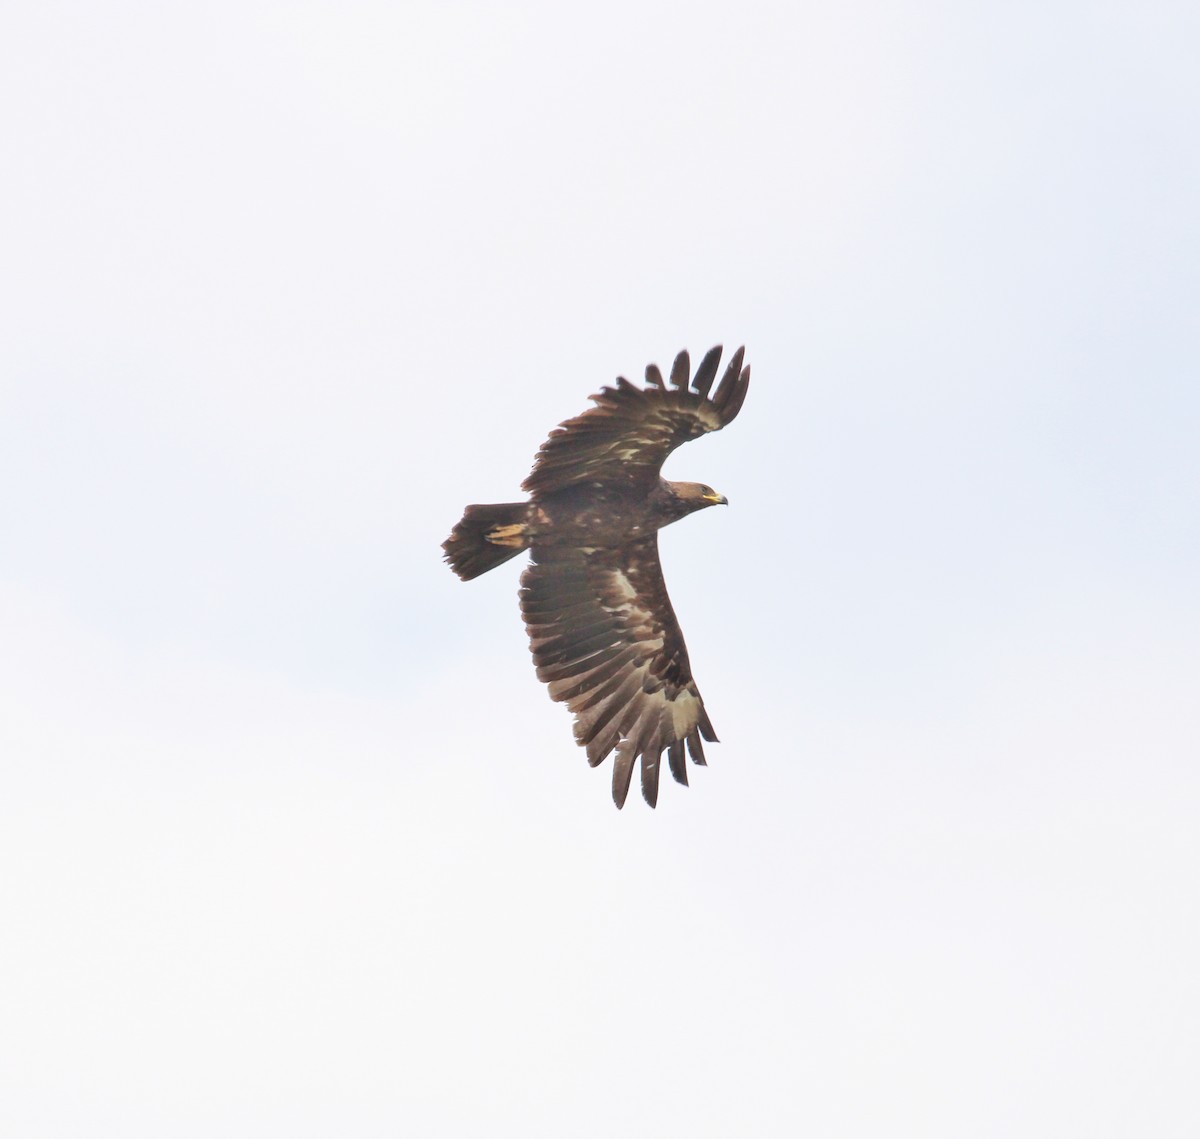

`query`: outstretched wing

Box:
[519,539,717,808]
[522,345,750,497]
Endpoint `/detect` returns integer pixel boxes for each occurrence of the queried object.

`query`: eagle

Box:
[443,345,750,808]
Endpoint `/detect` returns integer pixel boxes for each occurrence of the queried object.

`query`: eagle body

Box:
[443,346,750,808]
[515,478,719,551]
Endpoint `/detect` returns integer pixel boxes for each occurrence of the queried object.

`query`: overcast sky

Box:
[3,2,1199,1136]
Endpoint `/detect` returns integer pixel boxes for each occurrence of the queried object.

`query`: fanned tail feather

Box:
[442,503,530,581]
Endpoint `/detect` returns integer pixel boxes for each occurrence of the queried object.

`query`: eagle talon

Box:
[485,523,527,547]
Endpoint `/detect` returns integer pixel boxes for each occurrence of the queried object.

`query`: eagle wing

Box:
[519,538,717,808]
[522,345,750,497]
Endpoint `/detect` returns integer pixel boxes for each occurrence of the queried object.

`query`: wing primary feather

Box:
[691,345,722,398]
[722,365,751,422]
[668,739,687,785]
[645,363,665,388]
[612,745,636,809]
[586,723,622,765]
[686,729,707,766]
[614,376,638,394]
[669,349,690,390]
[641,748,662,808]
[711,345,746,412]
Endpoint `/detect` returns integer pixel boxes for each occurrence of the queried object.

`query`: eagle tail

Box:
[442,503,531,580]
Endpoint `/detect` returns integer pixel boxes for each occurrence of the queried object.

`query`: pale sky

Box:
[3,2,1199,1136]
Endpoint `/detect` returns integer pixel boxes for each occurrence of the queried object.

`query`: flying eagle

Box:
[443,345,750,808]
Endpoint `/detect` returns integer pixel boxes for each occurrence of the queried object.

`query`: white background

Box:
[3,2,1198,1135]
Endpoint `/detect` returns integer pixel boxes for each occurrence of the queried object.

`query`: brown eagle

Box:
[443,345,750,808]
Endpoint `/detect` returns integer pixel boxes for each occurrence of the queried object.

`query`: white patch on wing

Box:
[604,567,639,607]
[685,403,723,432]
[600,570,664,656]
[670,689,701,737]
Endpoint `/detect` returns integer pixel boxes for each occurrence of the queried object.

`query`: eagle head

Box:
[667,480,728,513]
